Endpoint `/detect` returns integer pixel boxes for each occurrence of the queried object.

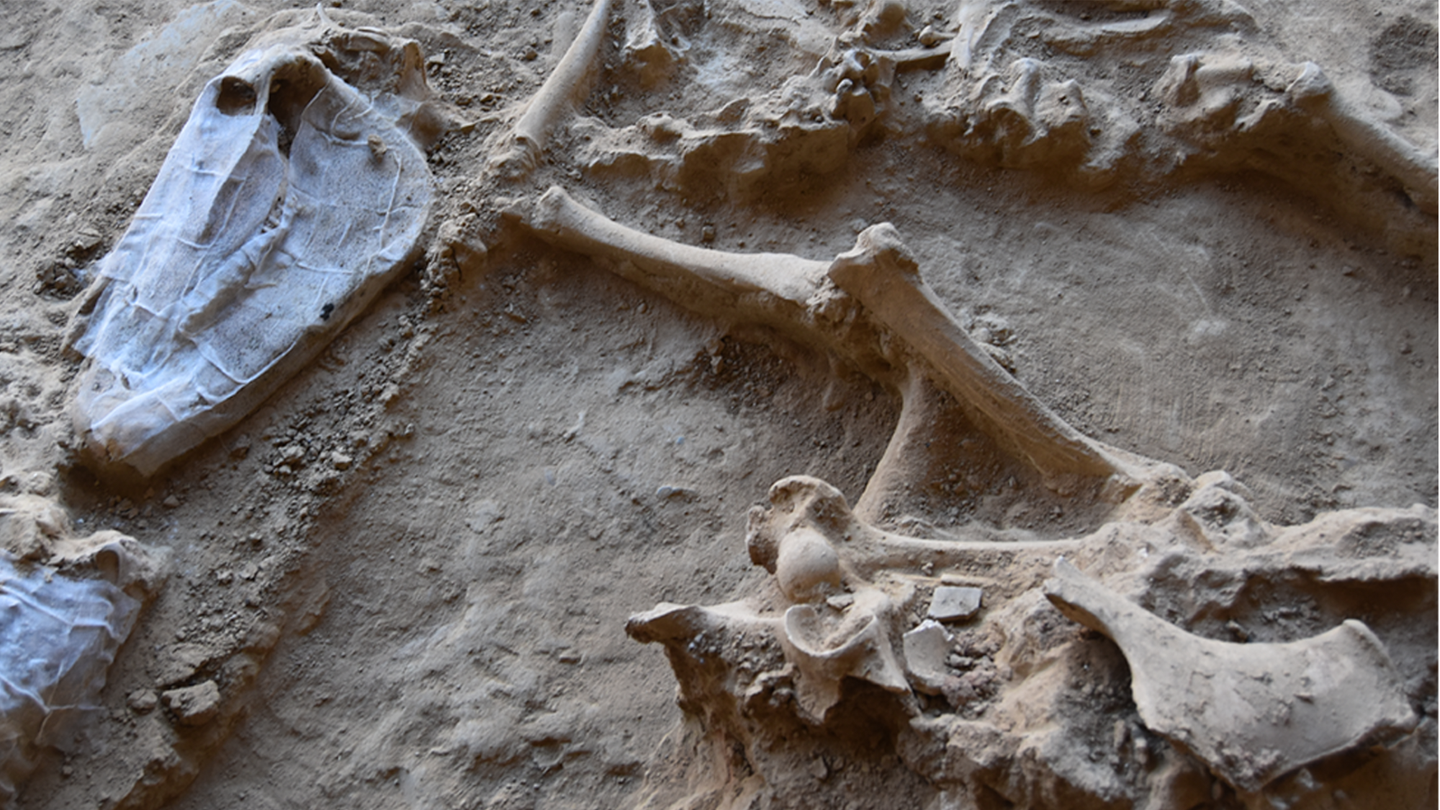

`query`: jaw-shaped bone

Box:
[488,0,615,180]
[1043,558,1417,794]
[68,24,435,478]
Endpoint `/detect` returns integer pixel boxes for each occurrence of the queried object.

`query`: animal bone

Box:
[828,223,1134,486]
[749,476,1083,581]
[68,22,436,478]
[0,496,164,803]
[529,187,1151,497]
[488,0,615,179]
[1043,558,1417,793]
[1286,62,1439,215]
[530,185,830,309]
[629,465,1434,806]
[938,0,1438,237]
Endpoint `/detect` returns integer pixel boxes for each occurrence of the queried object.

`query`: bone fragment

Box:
[928,585,982,622]
[828,225,1131,484]
[902,620,953,695]
[489,0,615,179]
[1044,558,1416,793]
[1288,62,1439,215]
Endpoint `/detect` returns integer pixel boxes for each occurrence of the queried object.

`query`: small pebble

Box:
[162,681,221,727]
[127,689,158,714]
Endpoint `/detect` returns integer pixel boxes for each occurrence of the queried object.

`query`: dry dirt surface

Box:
[0,0,1434,808]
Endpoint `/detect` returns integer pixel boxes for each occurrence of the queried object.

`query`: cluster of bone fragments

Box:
[0,1,1433,808]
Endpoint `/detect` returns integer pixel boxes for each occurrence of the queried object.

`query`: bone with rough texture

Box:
[1043,557,1417,793]
[488,0,615,179]
[1287,61,1439,215]
[68,22,436,478]
[829,224,1136,486]
[530,187,1154,496]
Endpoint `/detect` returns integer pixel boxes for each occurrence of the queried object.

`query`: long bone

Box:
[530,186,831,310]
[827,224,1128,484]
[527,186,1144,497]
[749,475,1084,585]
[488,0,615,180]
[1287,62,1439,216]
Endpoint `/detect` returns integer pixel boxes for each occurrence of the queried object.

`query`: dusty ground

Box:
[0,0,1434,808]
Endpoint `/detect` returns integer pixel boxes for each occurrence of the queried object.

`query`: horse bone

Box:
[488,0,616,180]
[529,186,1151,495]
[829,224,1136,487]
[1287,62,1439,215]
[1044,557,1417,793]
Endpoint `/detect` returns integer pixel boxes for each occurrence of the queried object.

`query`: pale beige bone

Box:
[779,592,911,719]
[1287,62,1439,215]
[1043,558,1417,793]
[748,476,1083,584]
[530,185,830,307]
[489,0,615,179]
[530,186,1149,494]
[828,224,1130,483]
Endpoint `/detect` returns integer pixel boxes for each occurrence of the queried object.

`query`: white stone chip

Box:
[929,586,983,622]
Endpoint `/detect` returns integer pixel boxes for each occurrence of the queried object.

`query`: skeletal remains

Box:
[21,0,1435,806]
[68,16,440,479]
[0,495,163,805]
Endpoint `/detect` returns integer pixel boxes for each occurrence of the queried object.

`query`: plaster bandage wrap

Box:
[70,31,435,477]
[0,554,141,804]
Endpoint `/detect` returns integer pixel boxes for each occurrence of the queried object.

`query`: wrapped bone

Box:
[0,497,163,804]
[69,22,436,478]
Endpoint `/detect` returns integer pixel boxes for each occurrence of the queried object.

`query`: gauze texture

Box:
[0,554,141,804]
[71,25,435,477]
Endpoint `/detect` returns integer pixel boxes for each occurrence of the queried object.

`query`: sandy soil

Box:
[0,0,1433,808]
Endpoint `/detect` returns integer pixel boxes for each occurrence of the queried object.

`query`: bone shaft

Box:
[854,371,932,522]
[1317,93,1439,215]
[827,259,1120,480]
[531,186,829,305]
[512,0,614,156]
[868,536,1083,573]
